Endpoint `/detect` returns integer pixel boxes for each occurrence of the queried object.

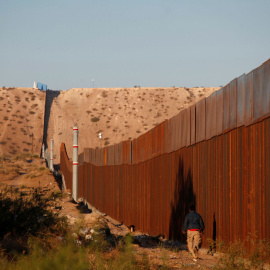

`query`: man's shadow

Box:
[169,156,196,243]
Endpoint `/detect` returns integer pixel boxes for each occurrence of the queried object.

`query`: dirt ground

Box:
[0,156,220,269]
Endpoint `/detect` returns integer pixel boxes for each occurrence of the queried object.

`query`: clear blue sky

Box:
[0,0,269,90]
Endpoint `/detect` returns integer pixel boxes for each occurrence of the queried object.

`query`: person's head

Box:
[189,204,196,212]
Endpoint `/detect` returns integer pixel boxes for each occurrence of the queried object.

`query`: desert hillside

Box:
[0,87,45,156]
[0,86,220,163]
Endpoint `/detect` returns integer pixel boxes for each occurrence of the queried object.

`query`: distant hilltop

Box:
[0,86,218,162]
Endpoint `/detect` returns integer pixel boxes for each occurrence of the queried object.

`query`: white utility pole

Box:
[72,125,79,202]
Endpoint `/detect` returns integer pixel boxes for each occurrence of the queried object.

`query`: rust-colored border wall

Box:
[60,59,270,246]
[60,117,270,245]
[60,143,72,191]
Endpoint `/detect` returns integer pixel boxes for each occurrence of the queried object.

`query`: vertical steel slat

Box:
[264,118,270,240]
[186,107,191,147]
[206,95,212,140]
[253,65,263,122]
[190,105,196,145]
[181,110,187,147]
[196,98,206,143]
[255,121,263,239]
[229,78,237,130]
[211,92,217,138]
[244,71,254,126]
[237,74,246,127]
[216,88,224,135]
[223,84,230,133]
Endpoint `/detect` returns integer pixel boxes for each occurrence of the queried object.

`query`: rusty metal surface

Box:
[180,109,187,147]
[195,98,206,143]
[244,71,253,125]
[168,113,182,152]
[216,88,224,135]
[186,107,191,147]
[223,83,230,132]
[60,143,72,191]
[61,116,270,247]
[190,105,196,145]
[122,140,131,164]
[78,152,84,166]
[253,64,263,122]
[206,95,212,140]
[229,78,237,130]
[237,74,246,127]
[60,59,270,248]
[206,92,217,140]
[262,59,270,117]
[210,92,217,138]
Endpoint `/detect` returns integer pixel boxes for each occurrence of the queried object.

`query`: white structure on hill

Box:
[33,81,37,89]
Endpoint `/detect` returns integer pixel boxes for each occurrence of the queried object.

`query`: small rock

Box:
[72,233,78,239]
[85,234,93,241]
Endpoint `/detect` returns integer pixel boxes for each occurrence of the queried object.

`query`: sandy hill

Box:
[0,86,220,163]
[0,87,45,156]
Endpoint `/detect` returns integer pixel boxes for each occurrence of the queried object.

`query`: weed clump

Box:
[214,236,270,270]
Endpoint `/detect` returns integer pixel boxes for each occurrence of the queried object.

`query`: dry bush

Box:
[213,236,270,270]
[102,91,108,98]
[91,117,100,122]
[31,104,38,109]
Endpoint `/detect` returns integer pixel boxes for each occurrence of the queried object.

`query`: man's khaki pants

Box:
[187,230,201,258]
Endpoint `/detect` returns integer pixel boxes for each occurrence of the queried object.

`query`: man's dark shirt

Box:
[182,211,205,231]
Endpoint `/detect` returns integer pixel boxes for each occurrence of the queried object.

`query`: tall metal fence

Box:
[60,59,270,245]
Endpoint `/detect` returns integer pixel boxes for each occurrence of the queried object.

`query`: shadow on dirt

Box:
[42,90,60,149]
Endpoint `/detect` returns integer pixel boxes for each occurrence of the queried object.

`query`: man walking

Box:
[182,205,205,261]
